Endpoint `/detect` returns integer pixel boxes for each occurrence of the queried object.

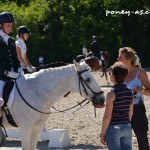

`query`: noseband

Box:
[78,69,104,98]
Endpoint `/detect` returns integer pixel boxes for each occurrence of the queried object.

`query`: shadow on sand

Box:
[2,140,107,150]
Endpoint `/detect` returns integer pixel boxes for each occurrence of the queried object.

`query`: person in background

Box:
[100,62,133,150]
[90,35,104,66]
[15,26,35,73]
[118,47,150,150]
[82,45,88,57]
[38,56,44,66]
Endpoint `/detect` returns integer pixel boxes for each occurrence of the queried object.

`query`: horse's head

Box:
[73,60,105,107]
[76,55,85,63]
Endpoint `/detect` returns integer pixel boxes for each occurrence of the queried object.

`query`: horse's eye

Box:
[85,77,91,82]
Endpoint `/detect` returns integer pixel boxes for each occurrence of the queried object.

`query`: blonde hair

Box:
[119,47,140,67]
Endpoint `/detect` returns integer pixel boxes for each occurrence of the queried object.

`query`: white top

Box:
[15,37,27,58]
[15,37,27,68]
[126,69,143,104]
[82,47,88,56]
[0,30,10,44]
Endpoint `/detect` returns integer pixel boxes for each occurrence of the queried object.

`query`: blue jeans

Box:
[106,123,132,150]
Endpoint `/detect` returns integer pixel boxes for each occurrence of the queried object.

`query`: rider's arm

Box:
[140,69,150,96]
[100,90,115,136]
[24,53,32,67]
[133,69,150,96]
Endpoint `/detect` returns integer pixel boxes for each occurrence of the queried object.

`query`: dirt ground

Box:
[1,69,150,150]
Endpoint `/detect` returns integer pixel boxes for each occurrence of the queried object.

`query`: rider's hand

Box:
[26,66,33,73]
[5,71,19,79]
[18,67,24,75]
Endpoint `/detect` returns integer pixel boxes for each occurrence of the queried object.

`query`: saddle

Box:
[1,79,17,127]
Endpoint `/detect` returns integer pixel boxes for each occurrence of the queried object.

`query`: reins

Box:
[15,68,103,115]
[16,81,52,114]
[51,98,89,113]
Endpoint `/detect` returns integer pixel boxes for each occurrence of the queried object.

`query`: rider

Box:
[15,26,35,73]
[0,12,23,117]
[90,36,105,66]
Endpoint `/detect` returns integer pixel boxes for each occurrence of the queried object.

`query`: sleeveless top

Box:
[110,84,133,125]
[126,69,143,104]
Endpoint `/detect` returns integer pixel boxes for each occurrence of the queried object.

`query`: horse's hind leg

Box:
[100,66,105,77]
[104,71,110,85]
[101,66,110,85]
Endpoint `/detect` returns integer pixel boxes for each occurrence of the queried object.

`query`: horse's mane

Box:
[35,61,68,71]
[24,64,75,80]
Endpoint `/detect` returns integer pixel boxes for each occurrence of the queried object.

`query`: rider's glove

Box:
[18,67,24,75]
[26,66,33,73]
[5,71,19,79]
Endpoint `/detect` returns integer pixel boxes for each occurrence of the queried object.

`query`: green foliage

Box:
[0,0,150,66]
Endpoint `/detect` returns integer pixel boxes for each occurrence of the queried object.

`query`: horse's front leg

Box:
[20,127,32,150]
[30,115,49,150]
[30,125,44,150]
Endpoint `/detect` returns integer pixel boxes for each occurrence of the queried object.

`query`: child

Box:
[100,62,133,150]
[15,26,35,73]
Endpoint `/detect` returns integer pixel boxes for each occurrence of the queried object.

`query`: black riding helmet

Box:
[17,26,31,36]
[0,12,15,24]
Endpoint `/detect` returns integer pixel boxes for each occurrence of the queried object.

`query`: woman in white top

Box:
[117,47,150,150]
[15,26,34,73]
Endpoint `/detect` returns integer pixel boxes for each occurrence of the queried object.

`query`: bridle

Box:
[15,68,104,115]
[77,69,104,117]
[78,69,104,98]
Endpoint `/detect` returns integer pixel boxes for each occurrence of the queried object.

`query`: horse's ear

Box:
[73,59,82,71]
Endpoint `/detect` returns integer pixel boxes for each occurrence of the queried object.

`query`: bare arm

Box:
[16,46,28,68]
[134,69,150,96]
[100,90,115,145]
[24,53,32,67]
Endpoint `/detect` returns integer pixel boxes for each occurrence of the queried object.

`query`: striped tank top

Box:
[110,83,133,125]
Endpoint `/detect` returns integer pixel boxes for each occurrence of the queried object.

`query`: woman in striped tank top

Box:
[118,47,150,150]
[100,62,134,150]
